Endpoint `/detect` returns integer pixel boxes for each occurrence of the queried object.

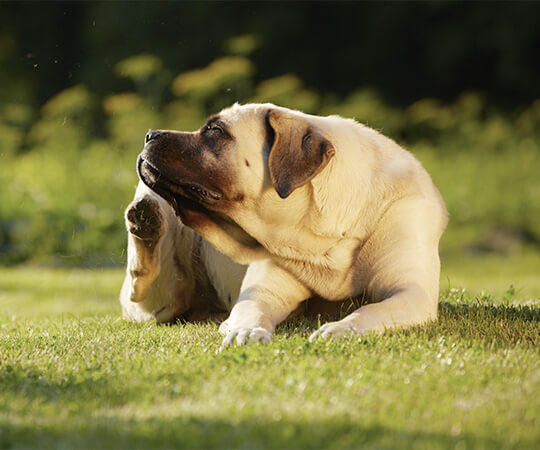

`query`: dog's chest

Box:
[275,237,366,301]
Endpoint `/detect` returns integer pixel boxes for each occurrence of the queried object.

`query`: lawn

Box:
[0,256,538,449]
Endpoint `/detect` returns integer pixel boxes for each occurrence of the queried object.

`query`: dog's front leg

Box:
[220,260,311,347]
[310,195,444,341]
[308,283,437,341]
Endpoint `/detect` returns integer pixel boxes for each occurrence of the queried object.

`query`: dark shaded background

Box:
[2,1,540,109]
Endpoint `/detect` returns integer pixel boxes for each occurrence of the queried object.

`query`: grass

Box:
[0,256,539,449]
[441,250,540,302]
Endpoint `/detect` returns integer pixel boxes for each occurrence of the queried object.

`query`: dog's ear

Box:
[267,110,335,199]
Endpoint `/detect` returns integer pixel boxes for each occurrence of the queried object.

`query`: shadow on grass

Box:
[0,362,133,407]
[0,415,506,449]
[437,301,539,347]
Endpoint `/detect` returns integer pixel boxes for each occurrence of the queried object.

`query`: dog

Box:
[120,103,448,346]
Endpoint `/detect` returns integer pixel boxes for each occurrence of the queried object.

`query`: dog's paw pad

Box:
[126,197,163,240]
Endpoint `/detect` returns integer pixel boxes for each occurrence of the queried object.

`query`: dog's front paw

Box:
[218,319,230,336]
[220,327,273,349]
[126,196,165,242]
[308,321,361,342]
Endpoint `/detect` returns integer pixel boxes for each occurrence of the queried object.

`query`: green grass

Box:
[1,259,539,449]
[441,250,540,302]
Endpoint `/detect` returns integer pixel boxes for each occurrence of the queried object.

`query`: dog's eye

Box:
[205,124,223,135]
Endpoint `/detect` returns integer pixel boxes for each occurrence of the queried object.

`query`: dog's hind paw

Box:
[125,197,165,241]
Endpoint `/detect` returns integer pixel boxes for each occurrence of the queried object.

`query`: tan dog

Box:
[120,103,448,346]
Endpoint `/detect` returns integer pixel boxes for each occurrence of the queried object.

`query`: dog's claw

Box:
[308,329,321,342]
[220,331,236,349]
[220,327,272,350]
[309,321,359,342]
[218,319,230,336]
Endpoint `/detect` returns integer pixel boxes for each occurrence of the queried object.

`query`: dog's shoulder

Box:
[308,111,447,236]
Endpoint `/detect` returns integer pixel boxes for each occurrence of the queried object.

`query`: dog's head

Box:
[137,103,335,227]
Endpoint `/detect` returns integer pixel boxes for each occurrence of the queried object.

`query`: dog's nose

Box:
[145,130,161,144]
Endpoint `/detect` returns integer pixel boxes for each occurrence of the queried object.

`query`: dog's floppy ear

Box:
[267,110,335,199]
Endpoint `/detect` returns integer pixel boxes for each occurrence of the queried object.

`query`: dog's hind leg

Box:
[119,182,198,323]
[123,191,167,304]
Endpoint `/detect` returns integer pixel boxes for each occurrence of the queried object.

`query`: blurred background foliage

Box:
[0,2,539,266]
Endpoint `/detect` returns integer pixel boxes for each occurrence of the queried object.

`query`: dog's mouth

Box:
[137,154,263,251]
[137,155,222,213]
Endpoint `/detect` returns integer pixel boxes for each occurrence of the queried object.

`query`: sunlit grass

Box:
[0,267,121,319]
[441,249,540,301]
[0,259,538,448]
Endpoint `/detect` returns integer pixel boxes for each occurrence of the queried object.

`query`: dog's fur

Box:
[120,103,448,345]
